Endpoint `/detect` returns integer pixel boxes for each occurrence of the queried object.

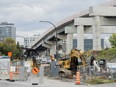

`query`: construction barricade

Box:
[10,66,20,81]
[31,67,40,85]
[10,65,27,81]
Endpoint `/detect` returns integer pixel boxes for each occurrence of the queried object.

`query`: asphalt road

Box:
[0,80,36,87]
[0,78,116,87]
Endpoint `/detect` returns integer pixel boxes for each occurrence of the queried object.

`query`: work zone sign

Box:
[8,52,12,57]
[32,67,39,75]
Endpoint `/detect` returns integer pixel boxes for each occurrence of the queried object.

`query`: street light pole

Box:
[39,21,58,60]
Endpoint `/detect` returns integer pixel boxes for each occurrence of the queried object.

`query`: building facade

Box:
[73,39,104,51]
[28,34,40,48]
[0,22,16,41]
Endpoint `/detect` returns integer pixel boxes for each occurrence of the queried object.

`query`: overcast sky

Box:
[0,0,110,45]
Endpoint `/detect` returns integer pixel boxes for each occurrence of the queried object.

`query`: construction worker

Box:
[50,54,55,61]
[90,52,96,66]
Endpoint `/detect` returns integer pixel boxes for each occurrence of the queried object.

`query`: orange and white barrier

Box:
[10,72,13,81]
[10,66,20,81]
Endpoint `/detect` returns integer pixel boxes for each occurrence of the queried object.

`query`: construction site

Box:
[0,46,116,86]
[0,0,116,87]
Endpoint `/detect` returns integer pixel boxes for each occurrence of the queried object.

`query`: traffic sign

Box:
[32,67,39,75]
[8,52,12,57]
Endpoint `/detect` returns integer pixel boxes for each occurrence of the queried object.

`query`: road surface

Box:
[0,77,116,87]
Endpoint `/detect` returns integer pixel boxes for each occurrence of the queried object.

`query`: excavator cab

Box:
[69,49,87,74]
[70,49,86,66]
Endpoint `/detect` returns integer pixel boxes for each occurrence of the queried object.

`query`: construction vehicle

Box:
[58,49,87,77]
[58,49,107,78]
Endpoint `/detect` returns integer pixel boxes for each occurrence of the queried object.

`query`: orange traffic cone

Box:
[75,71,81,85]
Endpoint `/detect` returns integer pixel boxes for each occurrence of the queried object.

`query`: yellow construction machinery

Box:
[58,49,87,77]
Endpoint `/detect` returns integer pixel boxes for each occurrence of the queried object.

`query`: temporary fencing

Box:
[10,60,28,81]
[10,66,27,81]
[0,56,10,80]
[0,71,10,79]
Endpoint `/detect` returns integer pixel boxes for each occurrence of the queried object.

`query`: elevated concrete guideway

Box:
[32,1,116,58]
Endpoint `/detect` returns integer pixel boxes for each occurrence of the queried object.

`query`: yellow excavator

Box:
[58,49,87,77]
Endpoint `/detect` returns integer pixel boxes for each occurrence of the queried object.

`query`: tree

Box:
[3,38,17,55]
[109,34,116,47]
[0,42,4,55]
[16,41,23,59]
[0,38,23,59]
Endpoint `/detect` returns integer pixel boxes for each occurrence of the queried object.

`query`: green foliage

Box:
[82,48,116,61]
[86,77,114,84]
[109,34,116,47]
[96,48,116,61]
[0,38,22,59]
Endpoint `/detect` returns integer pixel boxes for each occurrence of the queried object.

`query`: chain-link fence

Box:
[78,63,116,83]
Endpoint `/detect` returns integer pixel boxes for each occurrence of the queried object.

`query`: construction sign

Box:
[8,52,12,57]
[32,67,39,75]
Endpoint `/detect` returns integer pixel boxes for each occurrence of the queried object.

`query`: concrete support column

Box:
[92,16,101,50]
[66,33,73,54]
[50,44,56,56]
[77,25,84,51]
